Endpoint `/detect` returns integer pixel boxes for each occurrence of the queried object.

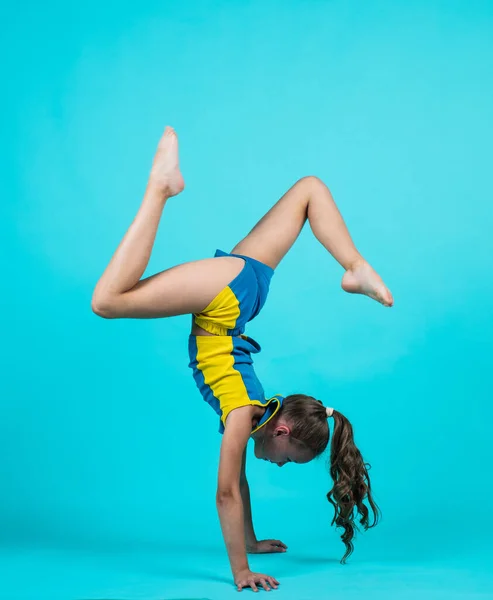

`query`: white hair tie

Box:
[325,406,334,418]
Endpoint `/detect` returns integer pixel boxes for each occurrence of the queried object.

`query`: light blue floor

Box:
[2,540,492,599]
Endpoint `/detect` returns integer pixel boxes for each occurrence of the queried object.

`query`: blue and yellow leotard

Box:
[188,249,284,434]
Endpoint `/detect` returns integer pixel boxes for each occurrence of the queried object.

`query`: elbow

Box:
[216,488,240,508]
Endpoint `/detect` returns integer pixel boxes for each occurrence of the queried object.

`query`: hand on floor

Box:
[247,539,288,553]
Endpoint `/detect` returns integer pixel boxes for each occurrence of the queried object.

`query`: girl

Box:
[92,127,393,593]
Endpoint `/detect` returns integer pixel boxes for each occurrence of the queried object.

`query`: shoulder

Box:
[217,406,257,491]
[224,404,265,432]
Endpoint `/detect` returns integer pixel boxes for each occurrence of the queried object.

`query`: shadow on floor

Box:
[286,555,340,565]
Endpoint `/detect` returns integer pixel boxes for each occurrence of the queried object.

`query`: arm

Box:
[240,448,289,555]
[216,407,254,575]
[240,449,258,551]
[216,406,279,591]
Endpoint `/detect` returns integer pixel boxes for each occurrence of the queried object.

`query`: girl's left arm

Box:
[240,449,289,556]
[240,449,258,550]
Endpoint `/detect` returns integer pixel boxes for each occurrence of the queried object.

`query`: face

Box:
[253,423,313,467]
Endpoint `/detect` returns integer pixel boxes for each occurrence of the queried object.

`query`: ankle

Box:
[345,256,366,272]
[145,180,172,202]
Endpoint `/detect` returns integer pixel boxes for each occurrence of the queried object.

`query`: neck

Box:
[251,427,265,441]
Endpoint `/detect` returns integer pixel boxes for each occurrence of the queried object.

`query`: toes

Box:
[380,289,393,307]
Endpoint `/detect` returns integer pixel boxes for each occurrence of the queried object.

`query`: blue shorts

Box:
[192,248,275,336]
[188,249,284,434]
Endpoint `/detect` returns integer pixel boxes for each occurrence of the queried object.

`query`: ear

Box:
[274,424,291,437]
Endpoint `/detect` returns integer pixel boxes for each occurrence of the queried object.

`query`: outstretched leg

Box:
[92,127,245,319]
[231,176,393,307]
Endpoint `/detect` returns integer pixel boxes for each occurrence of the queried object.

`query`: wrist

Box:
[233,561,251,578]
[245,538,258,552]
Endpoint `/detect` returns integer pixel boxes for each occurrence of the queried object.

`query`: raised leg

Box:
[231,176,393,306]
[91,127,245,319]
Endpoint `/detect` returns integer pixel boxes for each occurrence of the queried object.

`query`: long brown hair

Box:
[281,393,380,563]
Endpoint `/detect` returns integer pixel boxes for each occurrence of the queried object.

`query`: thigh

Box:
[108,256,245,319]
[231,177,315,270]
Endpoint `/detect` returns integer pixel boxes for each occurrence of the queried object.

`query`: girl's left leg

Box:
[231,176,393,306]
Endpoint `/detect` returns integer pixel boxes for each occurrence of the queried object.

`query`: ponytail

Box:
[278,395,380,562]
[327,410,380,563]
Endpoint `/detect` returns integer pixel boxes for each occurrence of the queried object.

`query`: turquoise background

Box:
[2,0,493,598]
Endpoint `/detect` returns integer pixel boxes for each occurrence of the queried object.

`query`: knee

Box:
[298,175,325,191]
[300,175,322,184]
[91,294,118,319]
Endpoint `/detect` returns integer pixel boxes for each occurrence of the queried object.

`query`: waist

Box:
[192,317,244,337]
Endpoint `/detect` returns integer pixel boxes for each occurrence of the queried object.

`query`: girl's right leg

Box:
[91,127,245,319]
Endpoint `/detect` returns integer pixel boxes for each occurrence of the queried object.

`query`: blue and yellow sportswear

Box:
[188,249,284,434]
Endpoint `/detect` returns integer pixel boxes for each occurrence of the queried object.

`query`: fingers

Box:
[269,539,288,551]
[267,576,279,589]
[237,578,259,592]
[237,575,279,592]
[259,578,270,591]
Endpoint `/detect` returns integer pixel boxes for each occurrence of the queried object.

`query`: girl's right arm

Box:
[217,406,280,592]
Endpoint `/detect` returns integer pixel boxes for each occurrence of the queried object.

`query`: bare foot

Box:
[149,126,185,197]
[341,260,394,307]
